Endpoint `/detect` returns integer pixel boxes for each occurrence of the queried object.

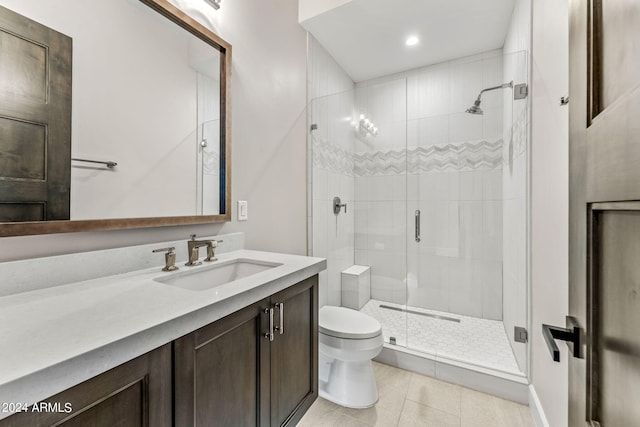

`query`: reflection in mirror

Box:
[0,0,231,235]
[68,14,223,220]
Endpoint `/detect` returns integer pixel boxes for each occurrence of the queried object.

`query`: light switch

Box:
[238,200,248,221]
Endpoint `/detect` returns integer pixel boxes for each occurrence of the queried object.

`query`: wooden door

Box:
[0,344,172,427]
[174,299,271,426]
[0,5,71,222]
[569,1,640,425]
[270,276,318,427]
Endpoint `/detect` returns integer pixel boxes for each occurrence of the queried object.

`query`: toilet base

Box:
[318,352,379,408]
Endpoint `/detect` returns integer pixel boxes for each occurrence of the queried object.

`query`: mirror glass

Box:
[0,0,230,234]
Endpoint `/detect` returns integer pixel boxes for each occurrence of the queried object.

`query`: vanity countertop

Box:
[0,249,325,418]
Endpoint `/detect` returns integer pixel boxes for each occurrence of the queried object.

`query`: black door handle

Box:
[542,316,582,362]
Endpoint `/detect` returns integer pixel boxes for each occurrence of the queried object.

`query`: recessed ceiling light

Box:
[405,36,419,46]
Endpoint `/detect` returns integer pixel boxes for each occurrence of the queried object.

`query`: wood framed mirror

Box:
[0,0,231,237]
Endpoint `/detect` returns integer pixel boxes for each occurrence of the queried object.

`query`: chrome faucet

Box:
[186,234,223,266]
[152,246,178,271]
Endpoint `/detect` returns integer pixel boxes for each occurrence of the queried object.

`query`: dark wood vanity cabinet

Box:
[174,275,318,427]
[269,276,319,426]
[0,344,172,427]
[0,275,318,427]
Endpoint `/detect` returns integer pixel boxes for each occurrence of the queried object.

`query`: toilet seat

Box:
[319,306,382,339]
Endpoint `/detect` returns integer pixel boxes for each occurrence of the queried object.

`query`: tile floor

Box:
[298,362,535,427]
[361,300,522,374]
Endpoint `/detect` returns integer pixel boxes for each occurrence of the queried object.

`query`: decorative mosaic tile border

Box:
[312,136,354,176]
[512,104,528,159]
[313,136,503,176]
[354,140,503,176]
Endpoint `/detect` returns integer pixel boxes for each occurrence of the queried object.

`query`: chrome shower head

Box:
[465,81,513,115]
[465,98,483,115]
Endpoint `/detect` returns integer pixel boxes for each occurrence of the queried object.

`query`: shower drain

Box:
[379,304,461,323]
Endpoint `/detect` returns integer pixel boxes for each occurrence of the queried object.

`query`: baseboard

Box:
[528,384,550,427]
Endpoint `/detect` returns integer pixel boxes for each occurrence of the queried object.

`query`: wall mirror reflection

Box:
[0,0,231,236]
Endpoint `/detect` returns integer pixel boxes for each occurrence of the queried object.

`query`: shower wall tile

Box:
[459,170,484,201]
[327,171,340,201]
[416,62,451,119]
[459,201,484,260]
[419,173,438,201]
[481,55,505,109]
[483,168,503,201]
[449,258,483,318]
[436,171,459,201]
[354,175,368,200]
[418,115,450,147]
[417,255,450,312]
[483,201,503,261]
[380,174,405,201]
[312,200,328,253]
[407,173,419,201]
[312,168,327,200]
[354,201,368,250]
[449,113,483,143]
[418,201,437,251]
[449,59,483,113]
[483,107,504,141]
[354,249,368,266]
[368,175,394,200]
[309,35,356,308]
[480,260,504,321]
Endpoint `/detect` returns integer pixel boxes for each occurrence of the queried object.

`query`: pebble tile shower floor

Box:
[361,300,522,375]
[298,362,534,427]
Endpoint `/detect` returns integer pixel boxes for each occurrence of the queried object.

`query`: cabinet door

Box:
[174,298,271,427]
[0,344,172,427]
[270,276,318,427]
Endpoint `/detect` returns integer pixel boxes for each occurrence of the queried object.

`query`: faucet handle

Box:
[152,247,178,272]
[204,240,223,262]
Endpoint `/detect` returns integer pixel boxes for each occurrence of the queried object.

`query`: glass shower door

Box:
[352,77,409,348]
[405,51,529,376]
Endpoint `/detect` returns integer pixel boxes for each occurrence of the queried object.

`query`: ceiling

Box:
[300,0,516,82]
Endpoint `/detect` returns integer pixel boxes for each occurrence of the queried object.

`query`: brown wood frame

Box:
[0,0,232,237]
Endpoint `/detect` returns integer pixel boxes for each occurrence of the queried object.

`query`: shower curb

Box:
[375,344,529,404]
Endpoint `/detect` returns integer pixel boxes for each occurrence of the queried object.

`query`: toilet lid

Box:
[319,306,382,339]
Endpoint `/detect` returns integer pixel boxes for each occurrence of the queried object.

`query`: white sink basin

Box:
[153,258,282,291]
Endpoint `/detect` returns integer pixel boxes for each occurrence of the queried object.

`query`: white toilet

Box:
[318,305,384,408]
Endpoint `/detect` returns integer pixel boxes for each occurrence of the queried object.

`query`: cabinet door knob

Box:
[274,303,284,335]
[264,308,274,341]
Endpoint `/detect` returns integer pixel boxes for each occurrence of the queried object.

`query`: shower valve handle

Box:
[333,196,347,215]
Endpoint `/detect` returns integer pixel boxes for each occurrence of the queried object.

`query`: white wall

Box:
[0,0,308,261]
[308,35,356,307]
[530,0,569,425]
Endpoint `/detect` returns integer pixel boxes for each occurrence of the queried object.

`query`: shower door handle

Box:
[415,210,421,242]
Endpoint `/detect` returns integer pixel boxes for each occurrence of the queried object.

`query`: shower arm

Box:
[474,81,514,101]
